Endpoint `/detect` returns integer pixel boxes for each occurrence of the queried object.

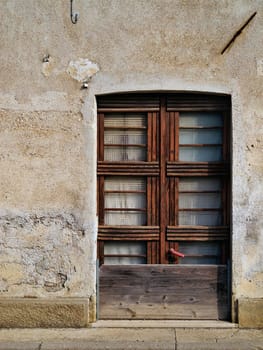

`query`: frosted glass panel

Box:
[179,113,223,127]
[104,241,146,265]
[179,129,222,144]
[105,129,146,144]
[104,176,146,225]
[105,211,146,225]
[179,211,222,225]
[179,177,221,191]
[104,256,146,264]
[179,193,221,209]
[178,241,221,265]
[104,177,146,225]
[105,193,146,209]
[105,177,145,191]
[104,113,147,127]
[104,113,147,161]
[104,146,146,161]
[179,146,222,161]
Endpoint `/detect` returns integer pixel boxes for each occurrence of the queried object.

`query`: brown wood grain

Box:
[99,265,228,320]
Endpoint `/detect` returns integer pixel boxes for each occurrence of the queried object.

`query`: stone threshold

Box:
[92,320,238,328]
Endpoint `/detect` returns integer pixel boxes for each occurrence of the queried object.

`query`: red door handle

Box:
[169,248,185,258]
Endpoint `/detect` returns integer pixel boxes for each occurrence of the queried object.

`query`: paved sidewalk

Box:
[0,324,262,350]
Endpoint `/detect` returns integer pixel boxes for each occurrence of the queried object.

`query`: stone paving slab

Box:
[0,329,175,350]
[176,329,263,350]
[0,327,262,350]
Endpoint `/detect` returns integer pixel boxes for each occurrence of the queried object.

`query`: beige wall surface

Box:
[0,0,262,322]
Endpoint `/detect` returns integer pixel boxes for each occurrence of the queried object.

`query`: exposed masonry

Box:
[0,214,88,295]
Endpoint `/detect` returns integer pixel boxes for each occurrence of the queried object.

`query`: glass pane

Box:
[105,211,146,225]
[104,177,146,225]
[104,256,146,264]
[179,146,222,161]
[104,113,147,128]
[105,193,146,209]
[179,129,222,144]
[179,112,223,127]
[104,241,146,265]
[105,129,146,145]
[179,211,222,226]
[179,177,221,191]
[104,146,146,161]
[105,177,145,191]
[178,241,221,265]
[179,193,221,209]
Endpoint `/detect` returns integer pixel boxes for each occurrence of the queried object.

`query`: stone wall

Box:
[0,0,262,326]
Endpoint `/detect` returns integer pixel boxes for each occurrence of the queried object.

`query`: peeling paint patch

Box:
[42,56,55,77]
[0,213,96,297]
[67,58,99,82]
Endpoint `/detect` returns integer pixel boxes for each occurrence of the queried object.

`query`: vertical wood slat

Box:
[175,112,179,161]
[99,265,228,320]
[98,177,105,225]
[152,112,157,161]
[169,112,175,161]
[147,242,152,264]
[147,112,152,162]
[159,97,167,263]
[98,113,104,161]
[147,177,152,225]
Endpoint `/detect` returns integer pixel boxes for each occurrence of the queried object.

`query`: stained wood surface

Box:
[99,265,228,320]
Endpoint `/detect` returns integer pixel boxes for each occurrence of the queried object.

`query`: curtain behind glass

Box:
[104,113,147,161]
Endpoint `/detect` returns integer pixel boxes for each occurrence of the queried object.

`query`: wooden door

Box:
[97,93,231,320]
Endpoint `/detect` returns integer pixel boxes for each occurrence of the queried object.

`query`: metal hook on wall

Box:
[70,0,79,24]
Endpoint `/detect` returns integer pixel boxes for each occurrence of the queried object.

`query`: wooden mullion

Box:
[166,162,229,176]
[147,177,152,225]
[152,177,157,226]
[99,176,105,225]
[169,112,175,161]
[175,178,179,226]
[160,97,167,263]
[147,242,152,264]
[155,177,160,225]
[98,113,104,161]
[175,112,179,161]
[152,112,158,161]
[98,161,160,176]
[147,112,152,162]
[169,178,175,226]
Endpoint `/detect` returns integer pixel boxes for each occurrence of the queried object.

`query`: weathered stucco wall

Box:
[0,0,262,325]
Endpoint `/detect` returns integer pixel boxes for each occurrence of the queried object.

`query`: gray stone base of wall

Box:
[0,298,91,328]
[1,297,262,328]
[238,298,263,328]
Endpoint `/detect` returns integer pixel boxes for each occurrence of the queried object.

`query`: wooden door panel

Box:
[99,265,228,320]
